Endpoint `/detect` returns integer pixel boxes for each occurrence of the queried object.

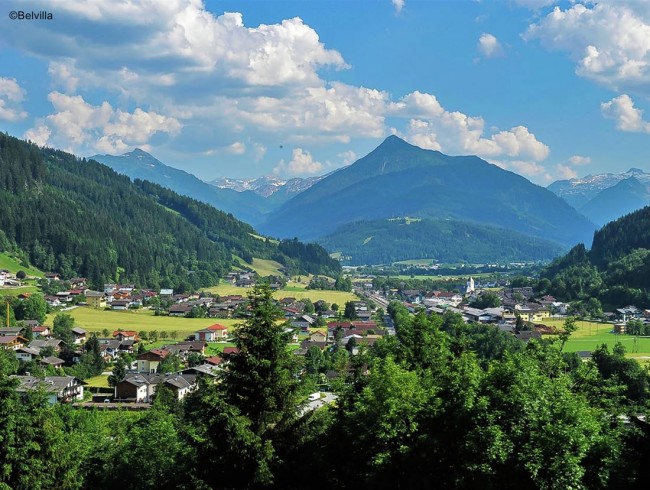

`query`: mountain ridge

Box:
[258,136,596,247]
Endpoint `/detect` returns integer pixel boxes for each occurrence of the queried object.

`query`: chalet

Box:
[137,349,169,374]
[110,299,132,310]
[113,331,139,342]
[45,273,61,281]
[29,338,65,354]
[0,335,29,350]
[104,283,117,293]
[208,304,231,318]
[291,315,315,330]
[44,296,62,308]
[12,375,85,404]
[55,291,73,302]
[169,304,193,316]
[69,278,87,289]
[164,341,207,356]
[71,327,87,345]
[0,327,23,337]
[616,306,641,322]
[15,347,41,362]
[309,329,328,343]
[195,324,228,341]
[85,290,106,309]
[204,356,222,366]
[24,319,41,329]
[222,347,239,356]
[159,289,174,299]
[115,373,196,403]
[99,339,123,360]
[40,356,66,369]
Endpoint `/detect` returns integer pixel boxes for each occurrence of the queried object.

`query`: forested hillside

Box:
[319,217,564,265]
[541,205,650,307]
[0,133,339,289]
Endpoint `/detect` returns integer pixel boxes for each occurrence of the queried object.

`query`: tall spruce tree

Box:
[222,283,300,434]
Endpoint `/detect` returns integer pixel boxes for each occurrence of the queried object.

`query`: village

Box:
[2,267,650,408]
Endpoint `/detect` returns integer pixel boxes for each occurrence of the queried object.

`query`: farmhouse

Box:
[195,324,228,341]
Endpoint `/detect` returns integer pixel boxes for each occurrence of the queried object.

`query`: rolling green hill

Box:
[0,133,340,290]
[259,136,596,246]
[318,217,565,265]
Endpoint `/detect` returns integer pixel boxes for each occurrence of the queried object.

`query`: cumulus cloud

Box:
[477,33,504,58]
[525,3,650,92]
[0,77,27,121]
[568,155,591,165]
[392,0,405,14]
[508,160,547,177]
[25,92,181,154]
[601,94,650,133]
[274,148,323,176]
[397,91,550,162]
[338,150,357,165]
[555,164,578,180]
[226,142,246,154]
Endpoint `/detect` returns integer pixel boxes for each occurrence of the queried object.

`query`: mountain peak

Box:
[627,167,646,175]
[377,134,416,151]
[126,148,152,157]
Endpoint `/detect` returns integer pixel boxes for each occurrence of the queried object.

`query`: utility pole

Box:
[5,301,9,328]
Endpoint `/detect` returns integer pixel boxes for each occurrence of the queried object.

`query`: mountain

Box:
[548,168,650,209]
[579,177,650,227]
[318,217,565,265]
[541,204,650,307]
[0,133,340,289]
[258,135,596,247]
[210,174,324,198]
[91,149,271,224]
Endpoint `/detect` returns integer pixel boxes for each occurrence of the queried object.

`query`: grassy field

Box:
[540,318,650,358]
[45,307,241,336]
[205,279,358,305]
[0,252,43,277]
[0,285,40,296]
[85,374,111,389]
[232,257,284,277]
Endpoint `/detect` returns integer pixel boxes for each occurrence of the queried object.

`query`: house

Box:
[0,335,29,350]
[137,349,169,374]
[69,277,87,289]
[169,304,193,316]
[40,356,66,369]
[110,299,132,310]
[29,338,65,354]
[159,289,174,299]
[71,327,87,345]
[164,341,207,357]
[291,315,315,330]
[44,296,62,308]
[15,347,41,362]
[0,327,23,337]
[12,375,85,404]
[309,329,328,343]
[85,290,106,309]
[45,273,61,281]
[195,324,228,341]
[115,373,197,402]
[113,330,139,342]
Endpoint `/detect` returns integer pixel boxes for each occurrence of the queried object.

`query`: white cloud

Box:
[477,33,504,58]
[525,3,650,92]
[338,150,357,165]
[601,94,650,133]
[274,148,323,176]
[508,160,547,176]
[25,92,181,154]
[568,155,591,165]
[555,164,578,180]
[0,77,27,121]
[226,142,246,154]
[392,0,405,14]
[398,91,550,162]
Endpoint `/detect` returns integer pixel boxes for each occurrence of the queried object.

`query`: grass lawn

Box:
[85,374,110,389]
[45,307,241,336]
[539,318,650,358]
[0,252,44,277]
[0,285,40,296]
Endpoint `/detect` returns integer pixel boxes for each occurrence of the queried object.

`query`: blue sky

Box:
[1,0,650,184]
